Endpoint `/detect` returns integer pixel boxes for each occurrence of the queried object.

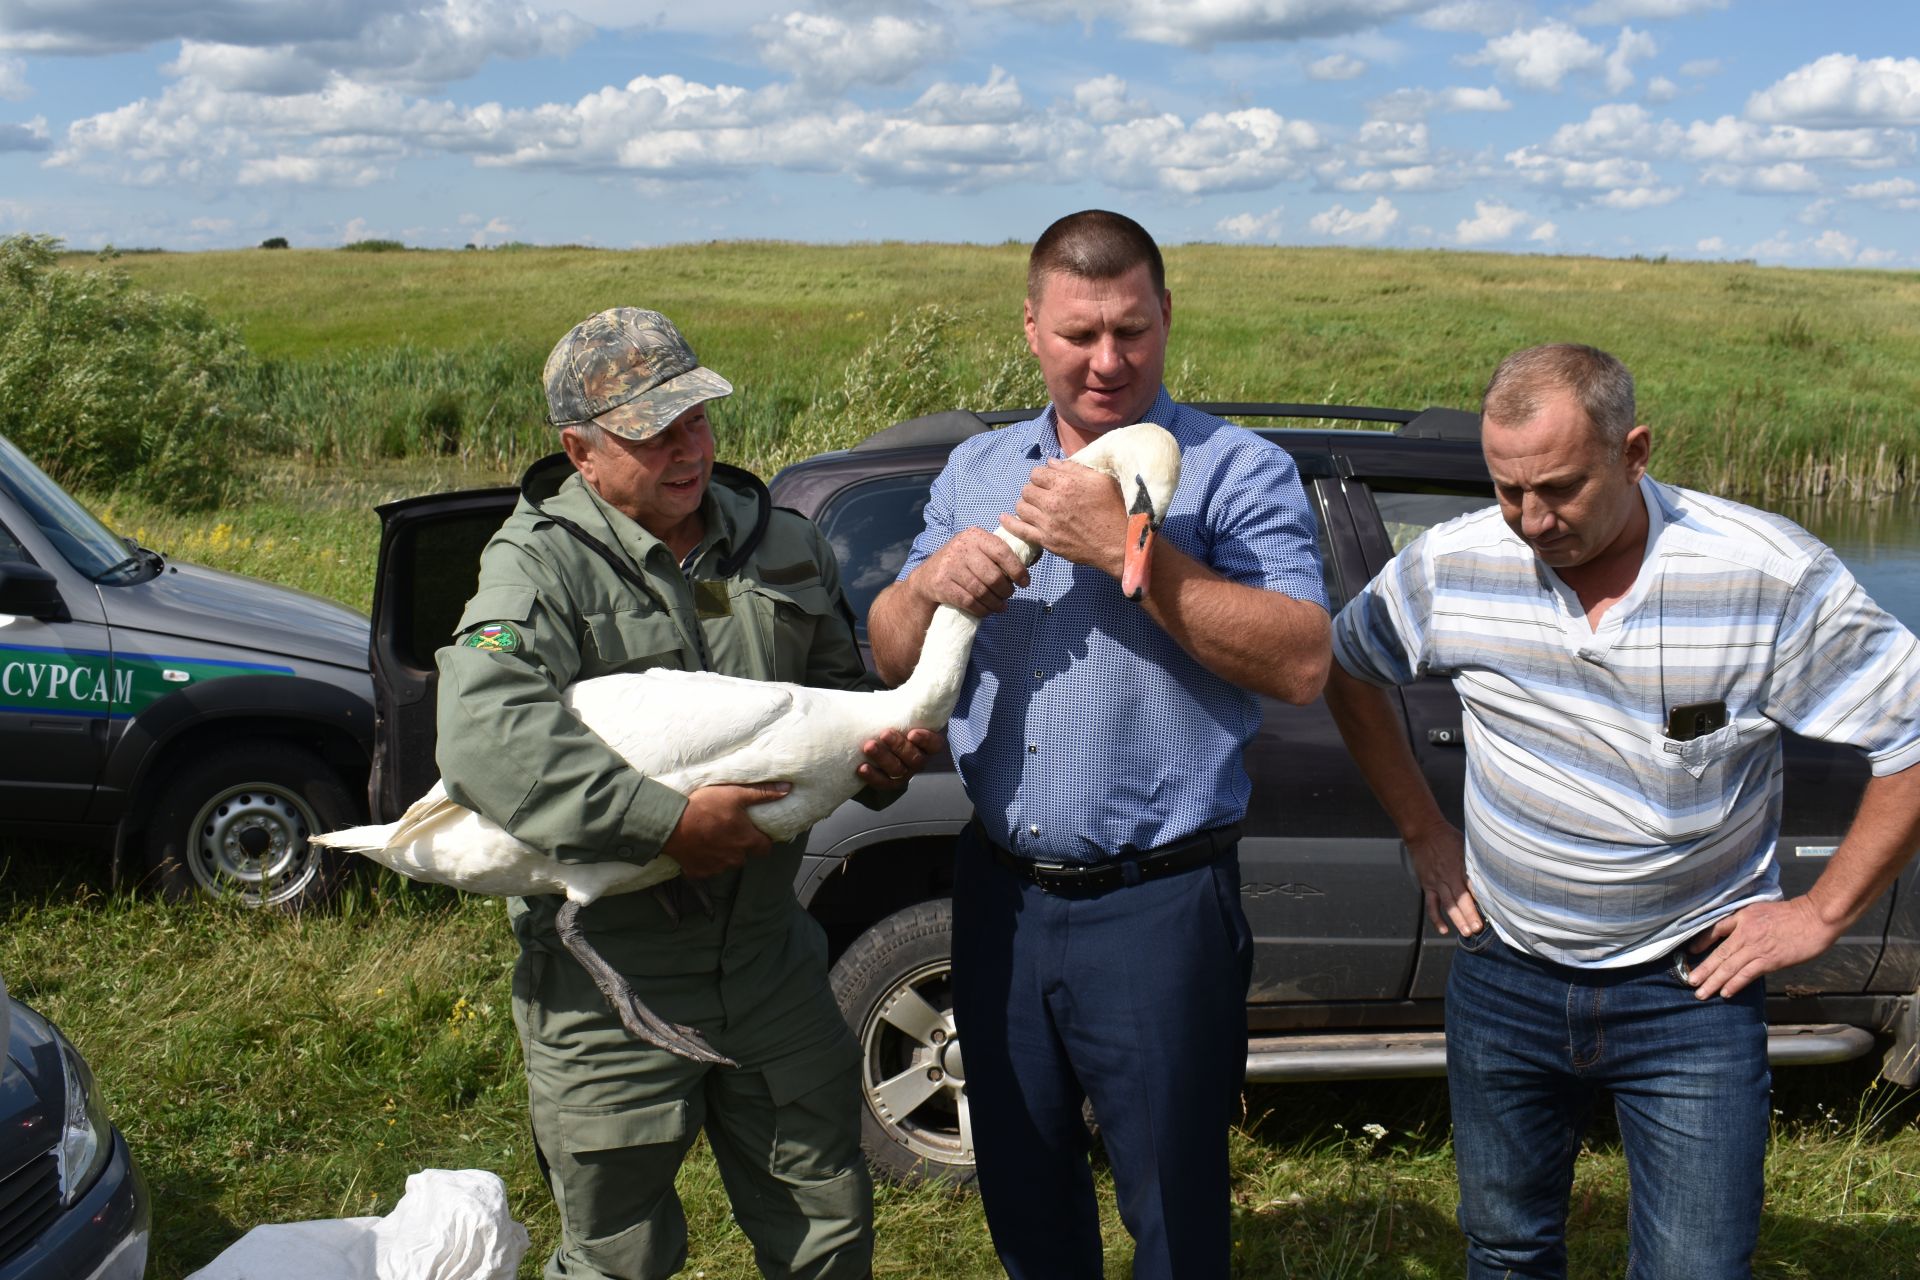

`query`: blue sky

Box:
[1,0,1914,265]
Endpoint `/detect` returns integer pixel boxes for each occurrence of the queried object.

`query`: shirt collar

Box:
[1027,387,1178,459]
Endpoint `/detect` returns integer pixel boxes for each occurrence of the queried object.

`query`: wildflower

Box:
[1362,1123,1387,1141]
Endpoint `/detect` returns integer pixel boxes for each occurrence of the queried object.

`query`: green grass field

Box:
[13,242,1920,1277]
[95,242,1920,496]
[6,856,1919,1280]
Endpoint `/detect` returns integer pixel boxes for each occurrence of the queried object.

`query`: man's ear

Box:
[560,427,595,479]
[1622,423,1651,480]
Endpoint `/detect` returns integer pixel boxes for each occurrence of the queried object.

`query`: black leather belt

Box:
[982,822,1242,893]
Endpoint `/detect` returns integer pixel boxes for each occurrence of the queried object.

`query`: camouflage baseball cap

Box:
[542,307,733,441]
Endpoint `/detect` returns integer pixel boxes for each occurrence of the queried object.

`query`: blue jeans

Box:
[1446,927,1769,1280]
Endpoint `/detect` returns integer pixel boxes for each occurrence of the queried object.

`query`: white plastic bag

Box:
[187,1168,530,1280]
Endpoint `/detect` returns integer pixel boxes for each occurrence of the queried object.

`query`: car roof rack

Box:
[852,402,1477,452]
[1397,407,1482,441]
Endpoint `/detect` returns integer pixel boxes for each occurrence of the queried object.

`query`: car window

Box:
[0,435,145,581]
[1371,486,1494,555]
[817,473,937,632]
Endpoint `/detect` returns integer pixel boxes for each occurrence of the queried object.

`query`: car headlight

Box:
[55,1036,111,1205]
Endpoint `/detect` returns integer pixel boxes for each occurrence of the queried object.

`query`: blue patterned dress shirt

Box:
[895,389,1328,863]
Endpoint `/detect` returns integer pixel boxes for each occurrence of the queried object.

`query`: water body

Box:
[1783,500,1920,627]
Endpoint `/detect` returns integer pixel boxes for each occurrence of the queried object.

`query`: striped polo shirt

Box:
[1333,475,1920,968]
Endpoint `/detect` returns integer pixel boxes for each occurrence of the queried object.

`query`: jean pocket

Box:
[1457,921,1498,954]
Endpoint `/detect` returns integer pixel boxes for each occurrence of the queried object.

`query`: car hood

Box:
[1,993,54,1158]
[101,560,369,672]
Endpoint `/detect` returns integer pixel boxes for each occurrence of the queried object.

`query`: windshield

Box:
[0,435,149,582]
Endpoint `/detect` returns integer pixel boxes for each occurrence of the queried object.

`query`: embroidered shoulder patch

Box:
[463,622,521,652]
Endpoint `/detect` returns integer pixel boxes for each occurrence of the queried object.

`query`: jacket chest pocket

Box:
[583,611,687,676]
[735,580,837,683]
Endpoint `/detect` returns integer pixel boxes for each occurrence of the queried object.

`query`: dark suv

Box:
[366,405,1920,1184]
[0,432,373,909]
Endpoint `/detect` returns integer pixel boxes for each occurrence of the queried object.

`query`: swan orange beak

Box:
[1122,512,1155,602]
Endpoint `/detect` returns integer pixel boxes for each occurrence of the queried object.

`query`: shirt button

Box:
[1027,744,1037,754]
[1028,824,1040,836]
[1034,669,1044,679]
[1044,603,1053,613]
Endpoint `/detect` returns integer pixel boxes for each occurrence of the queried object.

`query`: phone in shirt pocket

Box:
[1657,701,1739,780]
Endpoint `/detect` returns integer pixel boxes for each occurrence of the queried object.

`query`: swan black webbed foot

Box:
[554,899,737,1067]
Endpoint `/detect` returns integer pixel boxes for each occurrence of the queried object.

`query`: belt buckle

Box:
[1029,859,1074,892]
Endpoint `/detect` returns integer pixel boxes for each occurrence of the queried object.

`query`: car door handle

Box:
[1427,727,1464,747]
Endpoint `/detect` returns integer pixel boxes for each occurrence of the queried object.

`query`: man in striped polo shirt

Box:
[1325,343,1920,1279]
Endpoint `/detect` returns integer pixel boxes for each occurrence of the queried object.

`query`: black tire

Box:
[829,898,976,1186]
[142,741,360,911]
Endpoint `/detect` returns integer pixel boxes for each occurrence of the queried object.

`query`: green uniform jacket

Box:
[436,460,881,1042]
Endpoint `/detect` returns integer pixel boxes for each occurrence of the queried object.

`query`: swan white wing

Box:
[565,669,798,774]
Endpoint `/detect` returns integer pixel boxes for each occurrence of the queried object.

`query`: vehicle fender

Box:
[795,773,972,905]
[98,673,374,814]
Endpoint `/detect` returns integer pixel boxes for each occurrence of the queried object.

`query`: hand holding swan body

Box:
[314,422,1182,1061]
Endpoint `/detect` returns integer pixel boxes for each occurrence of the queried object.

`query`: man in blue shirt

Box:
[867,210,1332,1279]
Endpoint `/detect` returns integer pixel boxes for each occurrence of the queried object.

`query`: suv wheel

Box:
[829,899,976,1186]
[143,742,357,910]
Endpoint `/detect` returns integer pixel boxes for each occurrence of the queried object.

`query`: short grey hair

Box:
[561,420,608,452]
[1482,343,1636,454]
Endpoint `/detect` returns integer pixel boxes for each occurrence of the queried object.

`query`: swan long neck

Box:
[897,526,1036,727]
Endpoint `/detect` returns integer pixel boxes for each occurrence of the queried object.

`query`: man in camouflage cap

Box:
[437,306,940,1279]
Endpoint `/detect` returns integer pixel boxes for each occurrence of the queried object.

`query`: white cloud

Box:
[971,0,1446,48]
[457,214,514,246]
[1700,160,1821,192]
[910,65,1027,125]
[754,11,948,94]
[1325,161,1459,191]
[1528,219,1557,242]
[1795,197,1835,223]
[189,216,234,232]
[1465,22,1655,93]
[1309,195,1399,239]
[1354,118,1430,164]
[1414,0,1530,34]
[0,0,375,54]
[1454,197,1528,244]
[1595,183,1681,208]
[1679,57,1720,78]
[237,154,384,185]
[1846,176,1918,199]
[1681,115,1913,167]
[0,53,26,99]
[1812,228,1858,260]
[1072,75,1154,124]
[1857,247,1900,266]
[0,113,44,150]
[1099,107,1322,193]
[1465,22,1604,91]
[1604,27,1656,94]
[158,0,591,95]
[1368,83,1509,120]
[1509,139,1683,207]
[1695,234,1725,252]
[1646,75,1678,102]
[1308,53,1367,80]
[1748,54,1920,127]
[1217,206,1285,240]
[1543,102,1679,155]
[1570,0,1726,21]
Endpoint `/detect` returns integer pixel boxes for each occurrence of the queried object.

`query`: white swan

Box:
[316,421,1182,1063]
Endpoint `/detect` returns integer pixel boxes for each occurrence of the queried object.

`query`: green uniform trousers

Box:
[512,891,872,1280]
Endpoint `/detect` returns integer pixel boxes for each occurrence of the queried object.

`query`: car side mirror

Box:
[0,561,70,621]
